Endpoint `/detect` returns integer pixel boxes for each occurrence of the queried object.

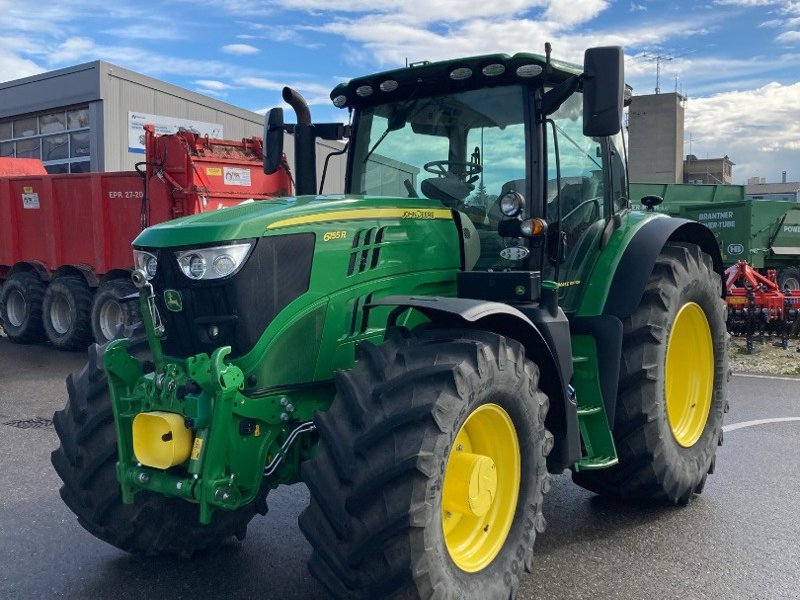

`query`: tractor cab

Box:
[268,47,628,312]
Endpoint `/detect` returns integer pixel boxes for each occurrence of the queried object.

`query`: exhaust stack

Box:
[282,87,317,196]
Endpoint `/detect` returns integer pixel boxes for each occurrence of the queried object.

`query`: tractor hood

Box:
[132,195,452,248]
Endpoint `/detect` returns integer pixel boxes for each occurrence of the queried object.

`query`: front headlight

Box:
[133,250,158,280]
[175,242,253,281]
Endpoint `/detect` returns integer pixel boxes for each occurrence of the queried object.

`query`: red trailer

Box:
[0,127,292,349]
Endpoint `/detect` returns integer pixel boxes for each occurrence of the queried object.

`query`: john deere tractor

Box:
[52,46,728,599]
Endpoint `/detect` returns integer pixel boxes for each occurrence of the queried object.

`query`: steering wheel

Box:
[423,160,482,179]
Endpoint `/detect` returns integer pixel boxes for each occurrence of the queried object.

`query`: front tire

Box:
[573,242,728,504]
[300,326,551,599]
[51,332,265,555]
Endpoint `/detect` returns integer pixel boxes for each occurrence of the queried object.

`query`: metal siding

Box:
[106,79,156,171]
[153,93,188,119]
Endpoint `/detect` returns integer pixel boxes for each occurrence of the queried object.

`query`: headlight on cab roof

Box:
[175,242,253,281]
[133,250,158,280]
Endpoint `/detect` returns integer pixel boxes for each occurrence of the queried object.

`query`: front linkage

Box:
[105,275,320,524]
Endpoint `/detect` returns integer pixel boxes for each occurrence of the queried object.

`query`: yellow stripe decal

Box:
[266,208,453,230]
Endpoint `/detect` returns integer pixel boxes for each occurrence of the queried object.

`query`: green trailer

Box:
[51,47,729,600]
[630,182,746,212]
[630,183,800,290]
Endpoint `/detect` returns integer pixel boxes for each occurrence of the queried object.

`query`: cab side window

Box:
[545,91,606,310]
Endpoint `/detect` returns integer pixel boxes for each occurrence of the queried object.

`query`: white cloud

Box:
[0,49,43,82]
[102,24,187,41]
[713,0,777,5]
[685,82,800,182]
[235,76,333,105]
[49,37,96,63]
[221,43,260,55]
[777,30,800,42]
[544,0,608,26]
[195,79,234,91]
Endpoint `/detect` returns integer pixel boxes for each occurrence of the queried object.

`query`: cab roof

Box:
[330,52,583,110]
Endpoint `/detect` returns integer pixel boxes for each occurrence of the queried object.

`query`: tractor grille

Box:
[347,227,385,276]
[147,233,315,358]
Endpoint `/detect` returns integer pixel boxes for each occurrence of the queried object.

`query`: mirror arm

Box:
[541,74,583,116]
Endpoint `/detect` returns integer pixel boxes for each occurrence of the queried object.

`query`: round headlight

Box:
[332,95,347,108]
[213,254,236,277]
[188,254,206,279]
[379,79,399,92]
[356,85,373,97]
[482,63,506,77]
[145,256,158,278]
[499,191,524,217]
[450,67,473,81]
[516,64,543,78]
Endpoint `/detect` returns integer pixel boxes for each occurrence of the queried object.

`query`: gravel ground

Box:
[728,334,800,376]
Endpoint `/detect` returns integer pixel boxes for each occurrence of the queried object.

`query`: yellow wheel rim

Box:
[442,403,520,572]
[665,302,714,447]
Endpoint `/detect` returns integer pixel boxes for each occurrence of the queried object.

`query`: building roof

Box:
[0,61,262,123]
[745,182,800,194]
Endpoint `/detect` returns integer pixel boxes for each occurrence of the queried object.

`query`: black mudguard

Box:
[603,218,725,319]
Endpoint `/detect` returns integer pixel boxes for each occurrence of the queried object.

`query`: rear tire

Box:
[51,330,265,555]
[300,325,551,599]
[0,272,46,344]
[42,276,93,351]
[778,266,800,292]
[90,279,141,344]
[573,242,728,504]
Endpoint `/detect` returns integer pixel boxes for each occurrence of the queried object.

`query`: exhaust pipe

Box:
[283,87,311,126]
[282,87,317,195]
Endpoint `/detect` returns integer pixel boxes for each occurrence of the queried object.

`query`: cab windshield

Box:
[349,85,528,269]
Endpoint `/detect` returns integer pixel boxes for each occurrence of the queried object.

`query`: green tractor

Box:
[52,46,728,599]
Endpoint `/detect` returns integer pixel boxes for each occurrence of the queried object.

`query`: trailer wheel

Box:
[91,279,141,344]
[51,329,266,556]
[300,325,551,599]
[42,276,93,351]
[778,266,800,292]
[0,272,47,344]
[573,242,728,504]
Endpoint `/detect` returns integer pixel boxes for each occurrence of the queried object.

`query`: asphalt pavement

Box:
[1,336,799,600]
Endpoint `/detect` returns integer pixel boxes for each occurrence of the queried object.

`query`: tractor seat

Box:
[421,177,474,209]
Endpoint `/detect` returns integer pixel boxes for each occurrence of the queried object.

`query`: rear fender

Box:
[9,261,51,282]
[369,295,581,473]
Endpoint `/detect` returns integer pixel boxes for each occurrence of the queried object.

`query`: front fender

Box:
[369,295,581,473]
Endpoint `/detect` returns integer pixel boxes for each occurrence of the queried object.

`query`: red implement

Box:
[725,260,799,338]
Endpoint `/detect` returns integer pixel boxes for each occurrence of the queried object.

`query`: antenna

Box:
[638,52,674,94]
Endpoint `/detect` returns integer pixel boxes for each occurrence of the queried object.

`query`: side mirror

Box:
[263,108,284,175]
[583,46,624,137]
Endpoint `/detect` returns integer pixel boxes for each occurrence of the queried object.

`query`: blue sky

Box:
[2,0,799,184]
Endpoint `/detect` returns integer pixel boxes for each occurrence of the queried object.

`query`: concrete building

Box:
[684,154,735,185]
[0,61,346,192]
[746,182,800,202]
[627,92,685,183]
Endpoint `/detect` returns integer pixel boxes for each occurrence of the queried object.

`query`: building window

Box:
[0,106,91,173]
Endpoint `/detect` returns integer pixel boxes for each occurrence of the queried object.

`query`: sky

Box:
[1,0,799,184]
